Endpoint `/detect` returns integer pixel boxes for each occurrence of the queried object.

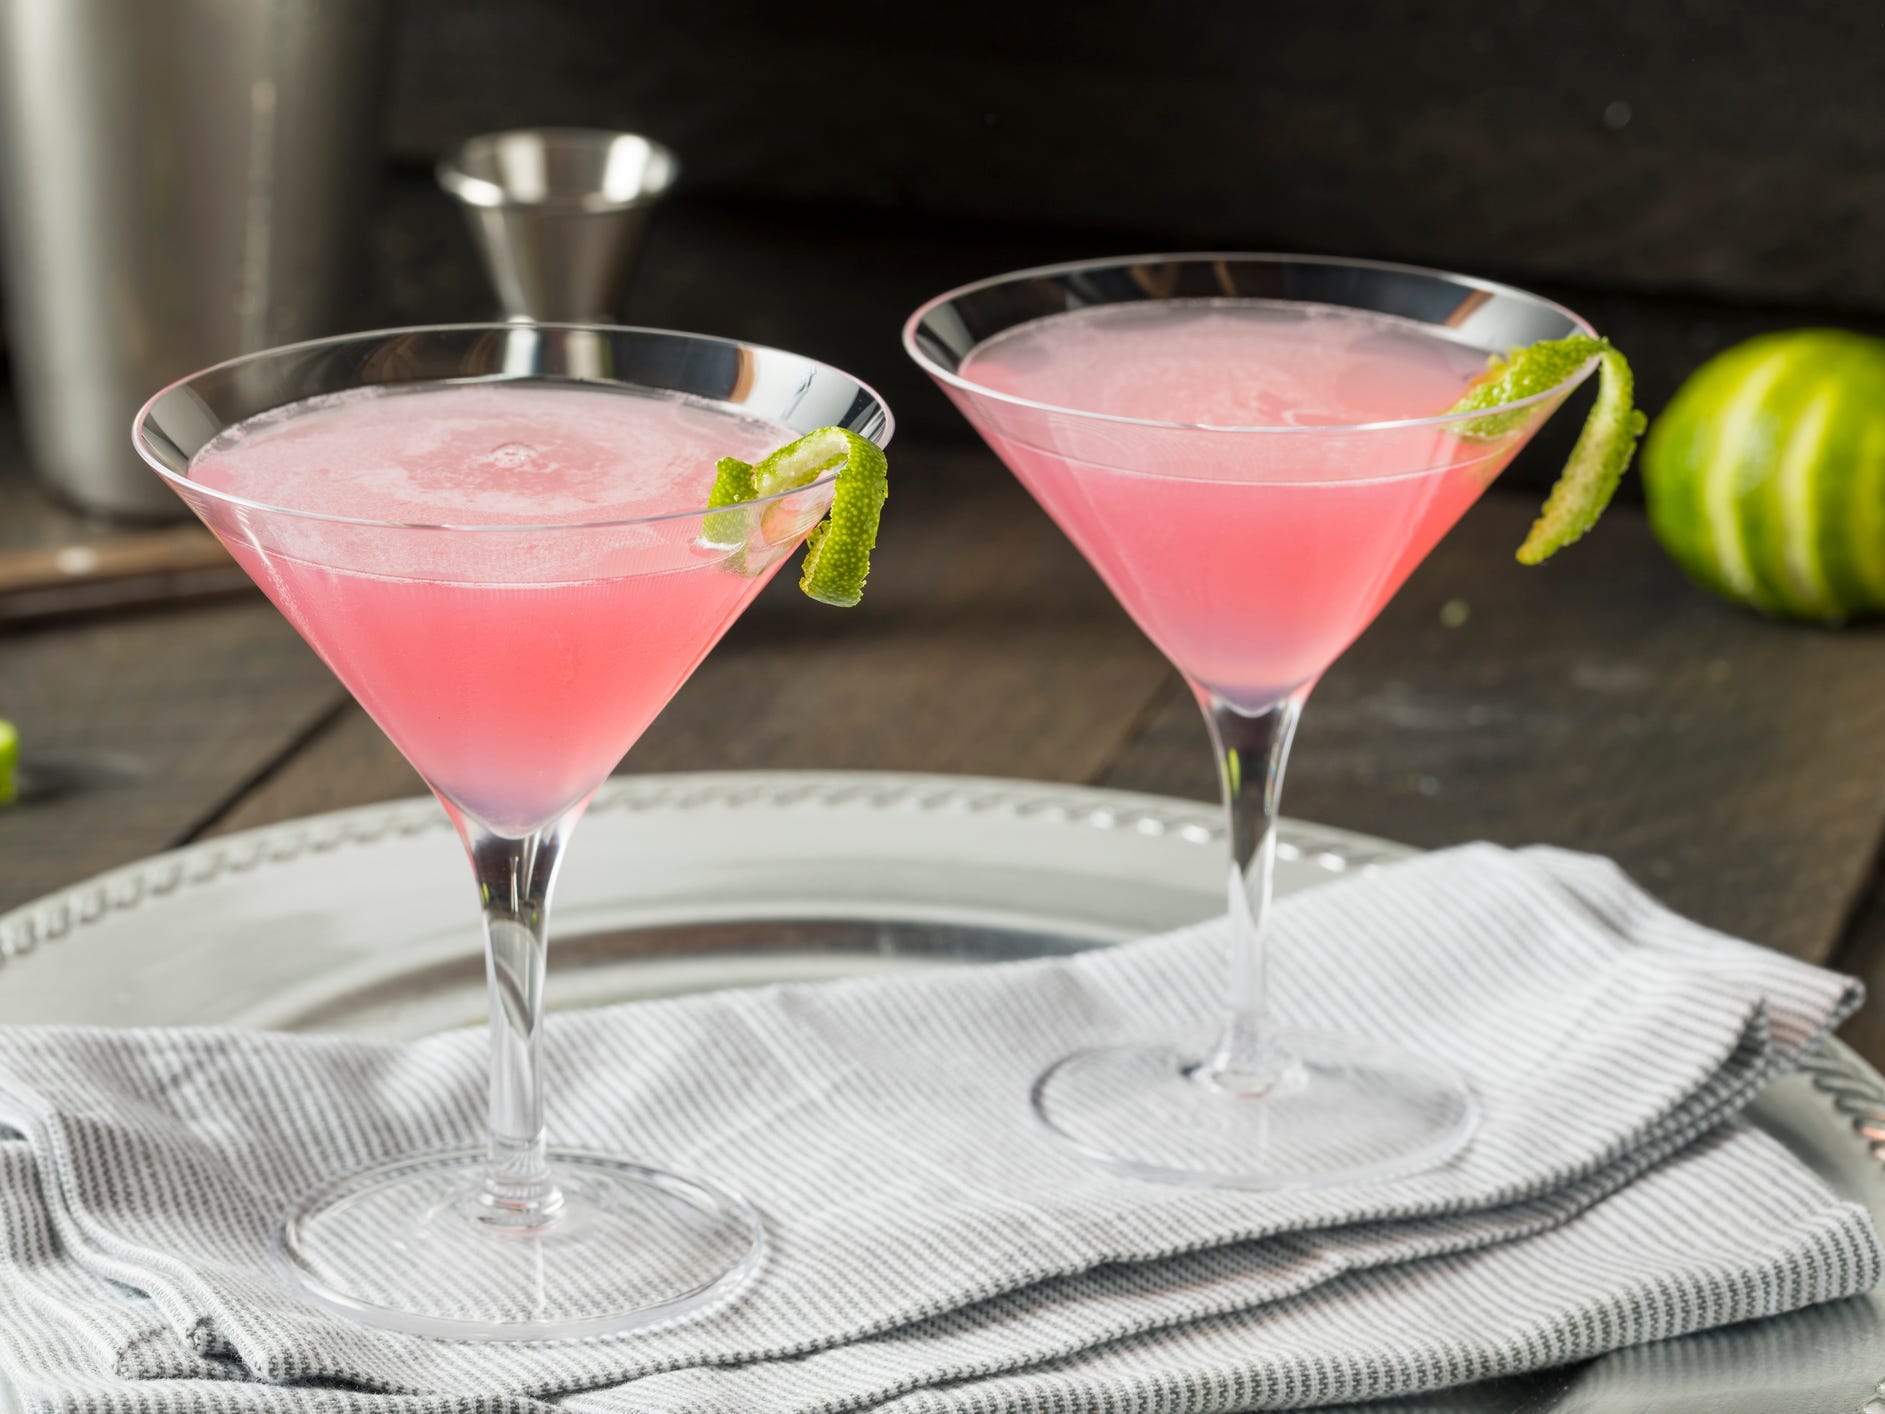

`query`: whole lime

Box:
[1643,329,1885,623]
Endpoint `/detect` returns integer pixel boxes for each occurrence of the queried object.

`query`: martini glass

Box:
[906,254,1596,1189]
[133,323,892,1337]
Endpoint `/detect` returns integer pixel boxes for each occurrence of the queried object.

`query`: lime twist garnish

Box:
[1447,334,1646,564]
[0,718,16,807]
[706,427,888,607]
[699,457,759,549]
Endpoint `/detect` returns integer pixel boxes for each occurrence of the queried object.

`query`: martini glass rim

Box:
[132,320,894,534]
[902,251,1600,436]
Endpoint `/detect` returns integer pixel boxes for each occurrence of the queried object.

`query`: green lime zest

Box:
[699,456,760,550]
[0,718,16,807]
[1447,335,1646,564]
[708,427,888,607]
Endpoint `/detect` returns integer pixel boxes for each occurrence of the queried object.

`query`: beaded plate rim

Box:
[2,768,1880,1170]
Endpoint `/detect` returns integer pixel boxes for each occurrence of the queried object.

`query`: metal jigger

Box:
[438,128,679,322]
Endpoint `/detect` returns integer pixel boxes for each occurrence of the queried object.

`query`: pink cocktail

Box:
[908,256,1595,1189]
[958,300,1517,712]
[135,324,891,1339]
[190,382,798,836]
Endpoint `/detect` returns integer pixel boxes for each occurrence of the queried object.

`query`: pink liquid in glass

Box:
[190,383,799,836]
[957,300,1513,711]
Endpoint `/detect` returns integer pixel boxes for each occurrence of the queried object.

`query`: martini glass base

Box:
[280,1148,763,1340]
[1031,1029,1478,1190]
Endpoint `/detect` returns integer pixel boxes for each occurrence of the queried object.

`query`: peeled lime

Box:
[0,719,16,807]
[1642,329,1885,623]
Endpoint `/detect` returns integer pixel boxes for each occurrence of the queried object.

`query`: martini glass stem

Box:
[465,812,576,1228]
[1196,683,1308,1094]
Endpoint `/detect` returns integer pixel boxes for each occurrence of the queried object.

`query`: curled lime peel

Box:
[699,457,758,550]
[707,428,888,606]
[1447,335,1645,564]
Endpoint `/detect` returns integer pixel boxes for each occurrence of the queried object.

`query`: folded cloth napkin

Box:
[0,844,1872,1413]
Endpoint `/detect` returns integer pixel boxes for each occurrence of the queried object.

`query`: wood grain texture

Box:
[0,422,351,903]
[1103,492,1885,965]
[0,602,346,911]
[0,527,229,597]
[624,451,1172,780]
[1834,872,1885,1063]
[197,706,422,839]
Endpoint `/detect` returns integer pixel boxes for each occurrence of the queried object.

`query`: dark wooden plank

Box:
[1103,491,1885,967]
[624,451,1170,779]
[0,407,361,901]
[0,602,347,911]
[201,445,1176,832]
[1834,871,1885,1064]
[197,707,423,839]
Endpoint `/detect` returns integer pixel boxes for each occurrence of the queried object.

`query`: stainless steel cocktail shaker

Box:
[0,0,387,519]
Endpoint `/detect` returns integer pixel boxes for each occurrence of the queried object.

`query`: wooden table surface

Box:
[4,402,1885,1062]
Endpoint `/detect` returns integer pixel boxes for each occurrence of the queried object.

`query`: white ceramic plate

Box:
[1,771,1881,1411]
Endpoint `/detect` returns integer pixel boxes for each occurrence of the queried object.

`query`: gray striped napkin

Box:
[0,843,1873,1413]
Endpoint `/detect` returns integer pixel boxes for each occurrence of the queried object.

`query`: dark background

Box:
[354,0,1885,481]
